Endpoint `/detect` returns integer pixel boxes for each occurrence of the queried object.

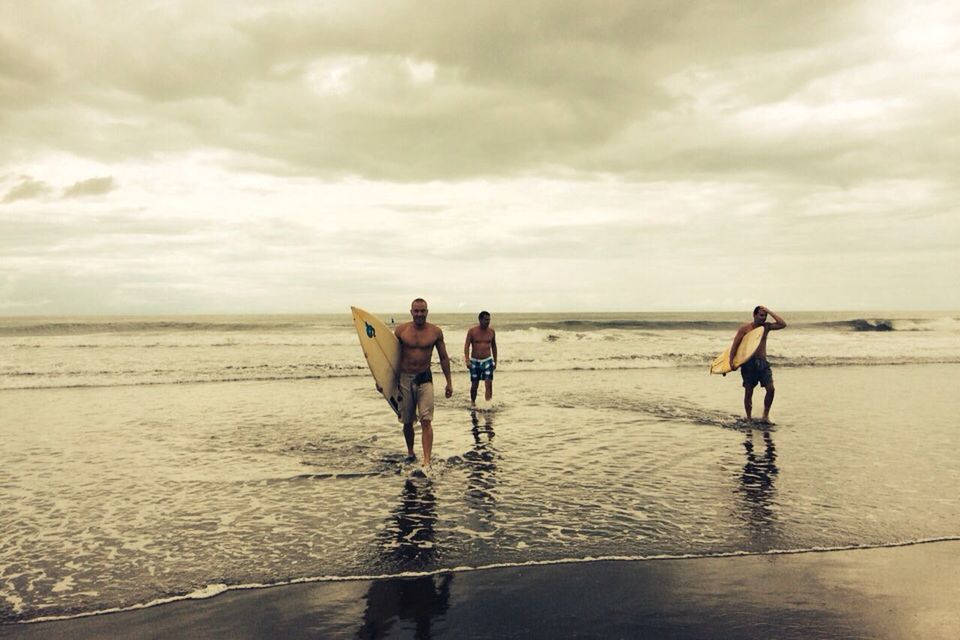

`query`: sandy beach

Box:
[3,540,958,639]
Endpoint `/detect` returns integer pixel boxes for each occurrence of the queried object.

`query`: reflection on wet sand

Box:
[357,573,452,640]
[360,476,450,638]
[358,411,503,639]
[738,430,779,535]
[377,475,440,568]
[465,409,499,518]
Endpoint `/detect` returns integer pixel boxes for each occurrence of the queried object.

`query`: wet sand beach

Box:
[4,540,959,639]
[2,313,959,636]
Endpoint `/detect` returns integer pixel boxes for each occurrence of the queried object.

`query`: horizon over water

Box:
[2,310,958,319]
[2,310,959,624]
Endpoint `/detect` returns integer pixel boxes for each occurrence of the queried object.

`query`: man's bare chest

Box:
[402,330,437,349]
[471,330,494,344]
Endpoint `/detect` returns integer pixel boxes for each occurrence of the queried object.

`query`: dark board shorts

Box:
[741,357,774,388]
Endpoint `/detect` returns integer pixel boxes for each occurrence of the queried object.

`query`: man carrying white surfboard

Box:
[395,298,454,468]
[729,306,787,425]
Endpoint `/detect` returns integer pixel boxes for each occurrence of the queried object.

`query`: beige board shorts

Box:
[398,371,435,424]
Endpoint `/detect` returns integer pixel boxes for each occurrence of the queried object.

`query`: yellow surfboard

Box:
[710,326,765,375]
[351,307,402,419]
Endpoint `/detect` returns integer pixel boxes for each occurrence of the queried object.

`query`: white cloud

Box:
[0,0,958,312]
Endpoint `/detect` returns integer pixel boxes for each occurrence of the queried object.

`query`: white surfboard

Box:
[351,307,402,419]
[710,325,765,375]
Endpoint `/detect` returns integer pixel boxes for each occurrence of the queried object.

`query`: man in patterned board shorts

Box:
[729,305,787,425]
[464,311,498,407]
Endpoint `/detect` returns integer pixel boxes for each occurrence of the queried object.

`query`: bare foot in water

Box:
[757,417,776,426]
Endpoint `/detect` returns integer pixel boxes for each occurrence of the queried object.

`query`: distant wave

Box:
[0,320,331,337]
[14,537,960,625]
[801,317,959,332]
[821,319,896,332]
[499,319,739,332]
[499,317,959,333]
[2,316,956,338]
[6,341,348,349]
[526,354,960,370]
[0,369,369,391]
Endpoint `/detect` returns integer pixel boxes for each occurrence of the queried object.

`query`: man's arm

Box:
[764,307,787,330]
[491,331,498,366]
[464,328,473,367]
[436,330,454,398]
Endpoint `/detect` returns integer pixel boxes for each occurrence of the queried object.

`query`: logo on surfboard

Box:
[364,322,376,338]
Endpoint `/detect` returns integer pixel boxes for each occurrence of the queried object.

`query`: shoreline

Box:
[11,537,960,626]
[5,540,959,639]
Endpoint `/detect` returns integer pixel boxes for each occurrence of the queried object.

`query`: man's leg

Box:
[417,381,436,467]
[743,385,755,421]
[484,378,493,401]
[421,419,433,466]
[402,422,416,458]
[470,380,479,406]
[399,374,416,459]
[761,383,776,424]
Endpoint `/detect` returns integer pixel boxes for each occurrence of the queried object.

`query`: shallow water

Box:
[2,351,959,622]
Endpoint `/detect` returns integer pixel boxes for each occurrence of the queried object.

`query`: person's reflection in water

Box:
[739,429,779,535]
[382,478,440,568]
[359,478,452,639]
[464,409,499,519]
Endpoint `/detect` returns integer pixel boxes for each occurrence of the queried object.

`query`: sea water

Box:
[1,311,959,622]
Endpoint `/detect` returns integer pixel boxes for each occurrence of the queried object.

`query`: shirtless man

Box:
[394,298,453,467]
[729,306,787,425]
[464,311,498,406]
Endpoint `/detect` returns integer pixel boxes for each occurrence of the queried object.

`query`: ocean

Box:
[1,311,959,624]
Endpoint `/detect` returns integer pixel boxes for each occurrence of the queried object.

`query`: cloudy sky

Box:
[2,0,958,314]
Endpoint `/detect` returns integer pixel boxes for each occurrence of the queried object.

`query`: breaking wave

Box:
[0,318,342,337]
[3,315,957,338]
[495,316,960,334]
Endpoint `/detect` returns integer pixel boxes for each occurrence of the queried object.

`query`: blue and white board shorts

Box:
[469,357,495,382]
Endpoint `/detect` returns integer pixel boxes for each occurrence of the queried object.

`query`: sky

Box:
[1,0,958,314]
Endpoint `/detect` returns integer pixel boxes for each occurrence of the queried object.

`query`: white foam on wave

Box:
[17,536,960,625]
[50,576,75,593]
[499,327,623,344]
[0,369,369,391]
[892,317,960,332]
[2,592,25,616]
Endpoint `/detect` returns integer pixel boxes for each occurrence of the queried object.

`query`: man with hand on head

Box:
[729,305,787,425]
[394,298,453,469]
